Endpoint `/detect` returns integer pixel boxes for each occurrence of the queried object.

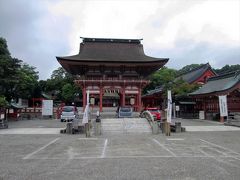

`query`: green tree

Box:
[214,64,240,75]
[177,64,203,76]
[0,37,10,56]
[0,38,22,101]
[0,96,8,107]
[143,67,177,93]
[39,67,82,102]
[44,67,73,92]
[61,83,75,103]
[0,37,39,102]
[171,79,200,97]
[15,63,39,99]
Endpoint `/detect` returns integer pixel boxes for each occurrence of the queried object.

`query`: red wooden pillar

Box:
[119,94,122,106]
[99,87,103,112]
[122,89,125,106]
[82,87,86,112]
[137,88,142,112]
[135,94,138,111]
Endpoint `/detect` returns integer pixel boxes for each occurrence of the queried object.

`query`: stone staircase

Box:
[101,118,152,134]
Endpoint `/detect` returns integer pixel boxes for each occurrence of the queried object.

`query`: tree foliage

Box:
[0,37,39,102]
[144,65,202,98]
[171,79,200,97]
[0,96,8,107]
[214,64,240,75]
[39,67,81,103]
[144,67,177,93]
[15,63,39,99]
[0,37,10,56]
[177,64,203,76]
[61,83,75,102]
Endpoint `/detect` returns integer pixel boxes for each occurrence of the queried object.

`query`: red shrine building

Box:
[190,71,240,120]
[57,37,168,112]
[142,63,217,108]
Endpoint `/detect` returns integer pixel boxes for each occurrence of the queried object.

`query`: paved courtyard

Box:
[1,118,240,179]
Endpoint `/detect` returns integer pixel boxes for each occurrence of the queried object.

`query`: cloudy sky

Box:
[0,0,239,80]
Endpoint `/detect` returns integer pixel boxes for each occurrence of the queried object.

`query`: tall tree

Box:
[0,38,22,101]
[177,64,203,76]
[214,64,240,75]
[0,37,10,56]
[39,67,81,102]
[143,67,177,93]
[61,83,75,103]
[15,63,39,99]
[0,37,39,102]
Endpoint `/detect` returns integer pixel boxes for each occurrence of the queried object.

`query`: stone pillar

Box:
[220,116,224,123]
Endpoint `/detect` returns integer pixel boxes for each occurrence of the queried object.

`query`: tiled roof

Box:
[175,63,216,83]
[57,37,168,63]
[190,71,240,95]
[142,86,163,97]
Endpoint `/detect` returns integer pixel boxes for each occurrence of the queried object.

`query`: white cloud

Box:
[51,0,240,53]
[51,0,160,54]
[1,0,239,79]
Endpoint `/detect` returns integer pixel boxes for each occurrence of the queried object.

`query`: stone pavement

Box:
[1,132,240,180]
[101,118,152,134]
[1,117,240,179]
[2,117,240,135]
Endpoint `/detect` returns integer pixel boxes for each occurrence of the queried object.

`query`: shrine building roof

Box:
[190,71,240,96]
[175,63,217,84]
[56,37,169,64]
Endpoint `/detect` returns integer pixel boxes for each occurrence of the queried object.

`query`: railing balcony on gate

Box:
[75,77,149,83]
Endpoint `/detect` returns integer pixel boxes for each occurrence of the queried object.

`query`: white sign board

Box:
[176,106,180,111]
[82,104,89,124]
[130,98,135,105]
[90,98,95,105]
[42,100,53,116]
[219,95,228,117]
[82,90,90,124]
[199,111,205,120]
[87,90,90,105]
[0,114,5,119]
[167,90,172,123]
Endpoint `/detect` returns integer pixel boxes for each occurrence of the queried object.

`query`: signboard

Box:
[105,89,120,93]
[130,98,135,105]
[125,90,138,94]
[199,111,205,120]
[89,90,99,94]
[90,98,95,105]
[42,100,53,116]
[82,104,89,124]
[87,90,90,105]
[219,95,228,117]
[176,106,180,111]
[82,90,90,124]
[167,90,172,123]
[0,114,4,119]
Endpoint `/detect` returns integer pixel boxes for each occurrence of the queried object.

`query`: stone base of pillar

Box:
[220,116,224,123]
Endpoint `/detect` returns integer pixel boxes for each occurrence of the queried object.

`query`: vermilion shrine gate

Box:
[57,37,168,112]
